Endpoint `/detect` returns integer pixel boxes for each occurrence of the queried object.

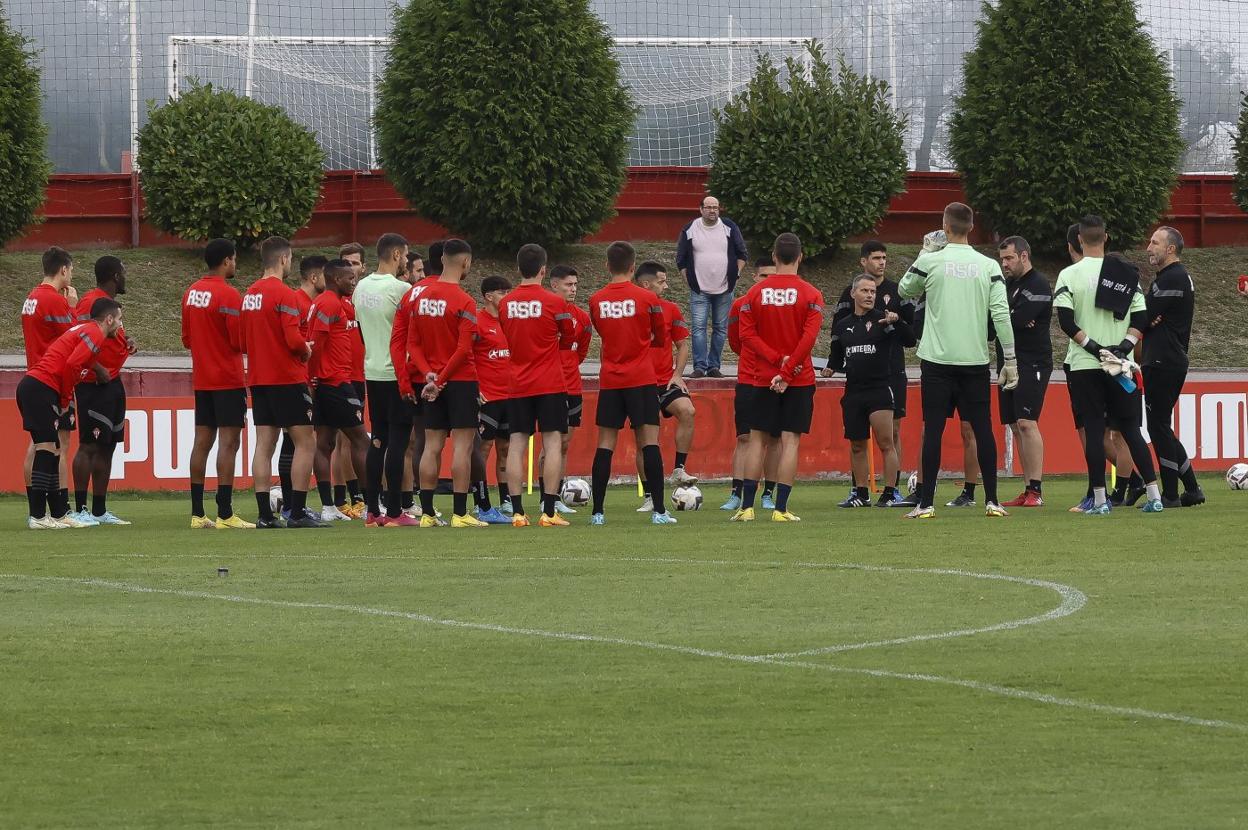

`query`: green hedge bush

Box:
[375,0,633,250]
[137,83,324,247]
[708,42,907,257]
[950,0,1182,251]
[0,8,50,247]
[1233,94,1248,215]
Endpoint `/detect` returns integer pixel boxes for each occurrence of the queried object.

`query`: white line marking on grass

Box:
[2,573,1244,734]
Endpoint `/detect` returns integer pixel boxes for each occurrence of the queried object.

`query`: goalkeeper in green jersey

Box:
[898,203,1017,519]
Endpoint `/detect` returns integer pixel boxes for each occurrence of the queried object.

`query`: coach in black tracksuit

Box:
[1142,226,1203,506]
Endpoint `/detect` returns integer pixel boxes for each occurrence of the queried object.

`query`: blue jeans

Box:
[689,290,733,372]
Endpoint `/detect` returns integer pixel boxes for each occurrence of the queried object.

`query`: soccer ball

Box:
[561,477,591,506]
[269,485,284,514]
[1227,463,1248,490]
[672,485,703,511]
[906,472,919,495]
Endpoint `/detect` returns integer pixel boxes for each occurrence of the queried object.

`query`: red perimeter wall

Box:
[10,170,1248,251]
[2,371,1245,492]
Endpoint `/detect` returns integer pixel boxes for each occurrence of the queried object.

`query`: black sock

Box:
[317,480,333,508]
[642,444,665,514]
[1128,470,1144,489]
[542,492,557,518]
[333,484,347,507]
[538,477,546,496]
[763,479,775,496]
[1028,479,1042,494]
[58,488,69,517]
[498,482,511,504]
[591,447,613,514]
[216,485,233,519]
[256,491,273,521]
[511,493,524,517]
[473,481,491,511]
[26,486,41,519]
[403,491,416,510]
[1180,466,1199,492]
[776,483,793,512]
[91,494,106,517]
[675,451,688,469]
[191,482,206,517]
[1112,478,1127,499]
[31,450,58,519]
[290,490,308,516]
[278,434,294,508]
[856,486,869,501]
[347,479,361,503]
[742,479,759,509]
[419,488,435,516]
[731,478,743,497]
[963,482,976,498]
[75,489,88,513]
[452,491,468,517]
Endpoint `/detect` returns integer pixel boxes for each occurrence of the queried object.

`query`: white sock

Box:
[1093,487,1107,507]
[1146,482,1161,502]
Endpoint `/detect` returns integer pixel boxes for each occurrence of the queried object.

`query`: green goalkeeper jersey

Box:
[1053,257,1147,372]
[352,271,410,381]
[899,243,1013,366]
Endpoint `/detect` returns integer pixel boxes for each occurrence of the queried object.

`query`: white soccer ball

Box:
[906,472,919,495]
[269,485,284,514]
[1227,463,1248,490]
[672,485,703,511]
[561,477,591,506]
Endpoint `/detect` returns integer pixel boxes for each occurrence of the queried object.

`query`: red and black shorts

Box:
[251,383,314,429]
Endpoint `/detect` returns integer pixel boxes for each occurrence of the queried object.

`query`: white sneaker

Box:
[70,509,101,527]
[28,515,64,530]
[93,511,131,526]
[553,500,577,514]
[669,466,699,486]
[56,514,91,529]
[636,495,654,512]
[321,505,352,522]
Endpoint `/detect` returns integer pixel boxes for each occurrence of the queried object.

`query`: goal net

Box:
[169,34,819,169]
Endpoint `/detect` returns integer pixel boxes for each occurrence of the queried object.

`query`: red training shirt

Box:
[496,283,575,398]
[588,281,665,390]
[406,279,478,387]
[474,308,512,402]
[308,291,354,386]
[74,287,129,380]
[739,274,825,387]
[727,294,759,386]
[294,287,316,337]
[390,277,440,396]
[28,322,106,407]
[181,275,245,391]
[651,297,689,386]
[560,304,592,396]
[240,276,310,387]
[342,296,365,383]
[21,283,74,369]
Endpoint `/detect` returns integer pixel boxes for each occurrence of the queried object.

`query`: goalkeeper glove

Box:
[999,359,1019,390]
[1109,334,1139,359]
[921,230,948,253]
[1081,338,1103,357]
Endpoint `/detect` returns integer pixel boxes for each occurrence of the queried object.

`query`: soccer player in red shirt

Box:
[402,238,484,528]
[545,265,592,514]
[182,239,253,529]
[735,233,825,523]
[69,256,137,526]
[241,236,325,529]
[497,244,577,527]
[471,275,514,524]
[21,246,77,515]
[587,241,672,525]
[308,259,371,523]
[723,258,781,511]
[335,241,369,515]
[632,261,697,514]
[17,298,122,529]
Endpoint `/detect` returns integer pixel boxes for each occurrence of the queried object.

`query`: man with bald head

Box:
[676,195,748,378]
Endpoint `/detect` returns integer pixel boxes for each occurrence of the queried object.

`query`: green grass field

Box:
[2,479,1246,828]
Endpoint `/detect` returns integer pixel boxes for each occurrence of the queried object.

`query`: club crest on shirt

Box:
[883,295,891,305]
[92,427,101,439]
[306,409,314,422]
[865,321,873,331]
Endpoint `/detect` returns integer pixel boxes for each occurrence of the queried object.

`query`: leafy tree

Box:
[1233,94,1248,214]
[0,5,50,247]
[137,83,324,247]
[376,0,633,250]
[950,0,1182,251]
[708,42,907,257]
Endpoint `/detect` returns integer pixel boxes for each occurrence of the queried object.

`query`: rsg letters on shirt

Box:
[505,300,543,319]
[597,299,636,319]
[760,287,799,306]
[418,298,448,317]
[185,290,212,309]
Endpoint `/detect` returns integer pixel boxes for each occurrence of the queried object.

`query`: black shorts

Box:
[16,376,63,444]
[889,372,908,419]
[57,402,76,433]
[566,394,584,428]
[366,380,417,438]
[509,392,568,436]
[596,385,660,429]
[251,383,314,428]
[751,384,816,435]
[999,365,1052,425]
[425,380,479,431]
[314,382,366,430]
[77,378,126,445]
[195,388,247,429]
[1067,369,1142,430]
[920,361,991,423]
[841,385,895,441]
[657,384,692,417]
[352,380,367,402]
[733,384,754,437]
[478,399,511,441]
